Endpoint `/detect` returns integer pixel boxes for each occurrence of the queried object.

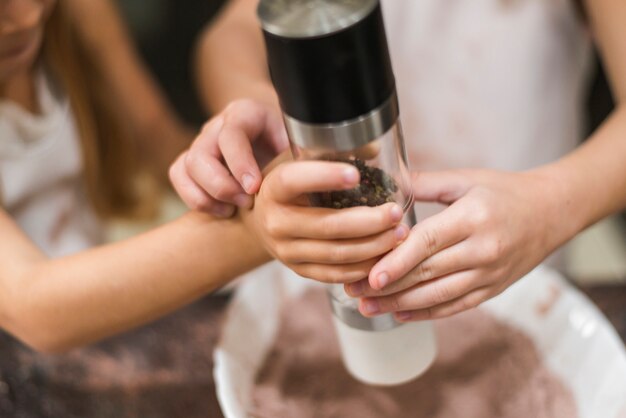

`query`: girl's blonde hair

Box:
[42,1,158,219]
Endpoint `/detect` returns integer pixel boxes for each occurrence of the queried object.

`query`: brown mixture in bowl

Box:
[250,288,578,418]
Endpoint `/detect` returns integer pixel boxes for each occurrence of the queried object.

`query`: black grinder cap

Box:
[258,0,396,125]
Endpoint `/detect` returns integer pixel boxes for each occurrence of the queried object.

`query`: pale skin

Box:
[237,155,410,283]
[171,0,626,321]
[0,210,269,353]
[0,0,272,353]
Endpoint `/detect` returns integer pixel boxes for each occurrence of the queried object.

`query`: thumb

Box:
[268,161,360,203]
[411,170,474,204]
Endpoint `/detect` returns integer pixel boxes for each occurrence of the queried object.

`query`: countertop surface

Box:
[0,284,624,418]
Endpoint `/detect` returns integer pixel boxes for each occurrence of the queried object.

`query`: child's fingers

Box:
[219,124,264,195]
[279,224,409,265]
[368,206,470,290]
[259,103,290,154]
[358,270,483,317]
[169,152,235,217]
[293,259,380,285]
[266,202,403,240]
[185,150,251,207]
[392,287,494,322]
[346,240,476,297]
[411,170,472,204]
[185,115,252,208]
[267,161,361,203]
[218,101,284,194]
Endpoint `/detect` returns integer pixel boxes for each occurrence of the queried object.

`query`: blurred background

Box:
[114,0,226,126]
[111,0,626,285]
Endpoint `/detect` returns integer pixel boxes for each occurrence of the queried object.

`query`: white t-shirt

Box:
[0,72,103,257]
[383,0,592,172]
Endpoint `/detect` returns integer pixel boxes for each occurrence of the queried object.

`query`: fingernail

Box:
[395,224,409,241]
[348,281,365,296]
[242,174,255,194]
[390,205,403,222]
[362,299,380,315]
[376,272,390,289]
[343,167,359,185]
[212,204,235,218]
[396,311,413,322]
[234,194,252,208]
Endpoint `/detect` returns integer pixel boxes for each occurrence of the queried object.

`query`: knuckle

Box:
[462,293,482,311]
[421,229,439,256]
[263,215,283,237]
[468,199,491,227]
[384,296,402,312]
[209,176,233,200]
[423,306,434,319]
[185,151,213,181]
[274,245,292,264]
[498,266,515,281]
[329,245,348,264]
[224,100,242,115]
[189,194,212,212]
[483,238,504,263]
[184,149,200,170]
[432,282,452,305]
[229,98,251,111]
[415,261,433,282]
[459,298,473,312]
[319,216,340,237]
[225,99,262,120]
[274,167,292,190]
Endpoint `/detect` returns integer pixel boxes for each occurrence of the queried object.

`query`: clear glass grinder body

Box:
[258,0,437,385]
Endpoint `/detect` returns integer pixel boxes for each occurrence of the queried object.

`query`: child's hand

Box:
[344,169,567,320]
[242,160,409,284]
[169,100,288,218]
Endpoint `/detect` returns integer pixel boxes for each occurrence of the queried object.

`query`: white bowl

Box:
[214,263,626,418]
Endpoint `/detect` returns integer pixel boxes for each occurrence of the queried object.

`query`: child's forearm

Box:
[0,212,270,353]
[534,105,626,248]
[196,0,279,113]
[534,0,626,249]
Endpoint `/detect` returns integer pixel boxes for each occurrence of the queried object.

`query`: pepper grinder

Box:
[258,0,437,386]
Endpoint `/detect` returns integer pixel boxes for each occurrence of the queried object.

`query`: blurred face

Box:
[0,0,56,83]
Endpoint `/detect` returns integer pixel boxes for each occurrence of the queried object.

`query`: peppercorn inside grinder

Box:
[258,0,437,386]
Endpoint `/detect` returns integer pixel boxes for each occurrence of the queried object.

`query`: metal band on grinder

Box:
[329,296,401,332]
[284,92,399,152]
[327,208,417,332]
